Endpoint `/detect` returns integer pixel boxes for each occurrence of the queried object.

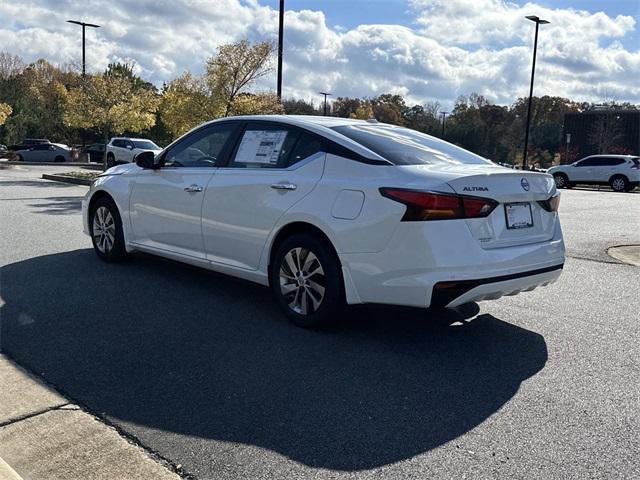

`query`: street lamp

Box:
[277,0,284,99]
[67,20,100,77]
[522,15,549,170]
[440,111,448,137]
[319,92,332,116]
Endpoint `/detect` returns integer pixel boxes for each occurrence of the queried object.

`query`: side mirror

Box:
[135,151,158,169]
[126,144,133,150]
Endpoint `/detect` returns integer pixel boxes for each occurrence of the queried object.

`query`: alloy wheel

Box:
[611,178,625,191]
[554,175,565,188]
[92,206,116,253]
[279,247,326,315]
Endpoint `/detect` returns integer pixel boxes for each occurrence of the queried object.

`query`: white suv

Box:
[105,137,162,168]
[548,155,640,192]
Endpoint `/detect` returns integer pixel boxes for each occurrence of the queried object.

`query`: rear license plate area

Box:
[504,202,533,229]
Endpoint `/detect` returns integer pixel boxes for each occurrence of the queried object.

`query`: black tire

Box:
[609,175,628,192]
[54,155,65,163]
[553,173,569,189]
[16,154,23,161]
[270,233,343,328]
[89,196,128,262]
[106,153,115,169]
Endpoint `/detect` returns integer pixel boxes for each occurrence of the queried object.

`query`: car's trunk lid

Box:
[397,163,558,249]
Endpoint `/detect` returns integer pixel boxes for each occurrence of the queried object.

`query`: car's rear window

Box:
[132,140,160,150]
[331,124,491,165]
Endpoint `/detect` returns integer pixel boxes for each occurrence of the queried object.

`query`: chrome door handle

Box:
[184,184,203,193]
[270,183,297,191]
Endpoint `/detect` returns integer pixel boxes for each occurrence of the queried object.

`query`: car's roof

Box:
[112,137,154,141]
[582,154,639,159]
[220,114,385,129]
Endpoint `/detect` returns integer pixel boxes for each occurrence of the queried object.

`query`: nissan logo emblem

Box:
[521,178,530,191]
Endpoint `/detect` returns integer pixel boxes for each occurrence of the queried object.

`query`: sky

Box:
[1,0,639,109]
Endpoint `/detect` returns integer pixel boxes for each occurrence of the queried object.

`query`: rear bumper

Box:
[339,219,565,308]
[431,263,563,308]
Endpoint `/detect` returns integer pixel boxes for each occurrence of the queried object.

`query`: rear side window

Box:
[230,123,299,168]
[287,132,325,167]
[606,158,626,166]
[332,124,491,166]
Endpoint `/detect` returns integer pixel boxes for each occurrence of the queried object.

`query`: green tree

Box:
[64,65,160,140]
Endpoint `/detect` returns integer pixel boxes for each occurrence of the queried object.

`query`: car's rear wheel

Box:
[106,153,115,169]
[553,173,569,189]
[270,233,343,328]
[610,175,628,192]
[90,197,127,262]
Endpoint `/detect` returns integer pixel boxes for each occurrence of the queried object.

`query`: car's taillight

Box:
[379,188,498,221]
[537,194,560,212]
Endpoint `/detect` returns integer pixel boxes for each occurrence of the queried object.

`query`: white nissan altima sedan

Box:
[82,115,565,327]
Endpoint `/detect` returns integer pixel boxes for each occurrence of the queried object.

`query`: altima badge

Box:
[521,178,530,191]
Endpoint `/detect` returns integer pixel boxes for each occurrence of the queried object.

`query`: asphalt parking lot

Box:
[1,164,639,479]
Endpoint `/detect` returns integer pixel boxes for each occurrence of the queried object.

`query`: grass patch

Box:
[58,170,101,180]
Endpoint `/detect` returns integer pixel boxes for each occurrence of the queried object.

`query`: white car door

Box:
[571,158,595,182]
[201,122,326,270]
[129,123,240,259]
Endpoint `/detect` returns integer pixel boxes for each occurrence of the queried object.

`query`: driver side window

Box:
[164,123,238,168]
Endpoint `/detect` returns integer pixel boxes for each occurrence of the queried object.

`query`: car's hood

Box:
[101,163,140,176]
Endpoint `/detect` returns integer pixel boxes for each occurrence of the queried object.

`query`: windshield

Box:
[331,124,492,166]
[132,140,160,150]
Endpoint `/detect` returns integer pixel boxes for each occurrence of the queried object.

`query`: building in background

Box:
[561,109,640,164]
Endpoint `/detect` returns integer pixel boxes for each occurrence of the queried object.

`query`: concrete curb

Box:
[1,160,101,167]
[41,174,93,186]
[0,457,24,480]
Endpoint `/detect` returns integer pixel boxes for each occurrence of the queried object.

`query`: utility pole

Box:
[440,111,448,137]
[522,15,549,169]
[67,20,100,76]
[277,0,284,99]
[319,92,332,116]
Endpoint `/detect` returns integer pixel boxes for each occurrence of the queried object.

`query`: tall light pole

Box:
[277,0,284,99]
[440,111,448,137]
[67,20,100,77]
[319,92,332,116]
[522,15,549,170]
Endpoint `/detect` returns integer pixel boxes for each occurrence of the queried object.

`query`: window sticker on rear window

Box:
[236,130,288,165]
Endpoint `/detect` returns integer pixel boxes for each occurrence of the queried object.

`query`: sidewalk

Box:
[0,355,181,480]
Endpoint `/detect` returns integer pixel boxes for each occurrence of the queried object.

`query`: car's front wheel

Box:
[553,173,570,189]
[90,197,127,262]
[610,175,628,192]
[270,233,343,328]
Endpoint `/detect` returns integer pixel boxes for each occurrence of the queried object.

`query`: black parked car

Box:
[82,143,106,163]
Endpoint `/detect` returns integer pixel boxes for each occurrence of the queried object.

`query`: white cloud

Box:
[1,0,639,108]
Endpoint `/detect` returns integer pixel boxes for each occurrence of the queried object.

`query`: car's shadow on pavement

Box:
[0,249,548,471]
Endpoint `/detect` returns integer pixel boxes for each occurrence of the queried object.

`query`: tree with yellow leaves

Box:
[160,39,282,138]
[64,64,160,140]
[0,102,11,125]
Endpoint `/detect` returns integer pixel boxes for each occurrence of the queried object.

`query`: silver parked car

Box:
[15,143,71,162]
